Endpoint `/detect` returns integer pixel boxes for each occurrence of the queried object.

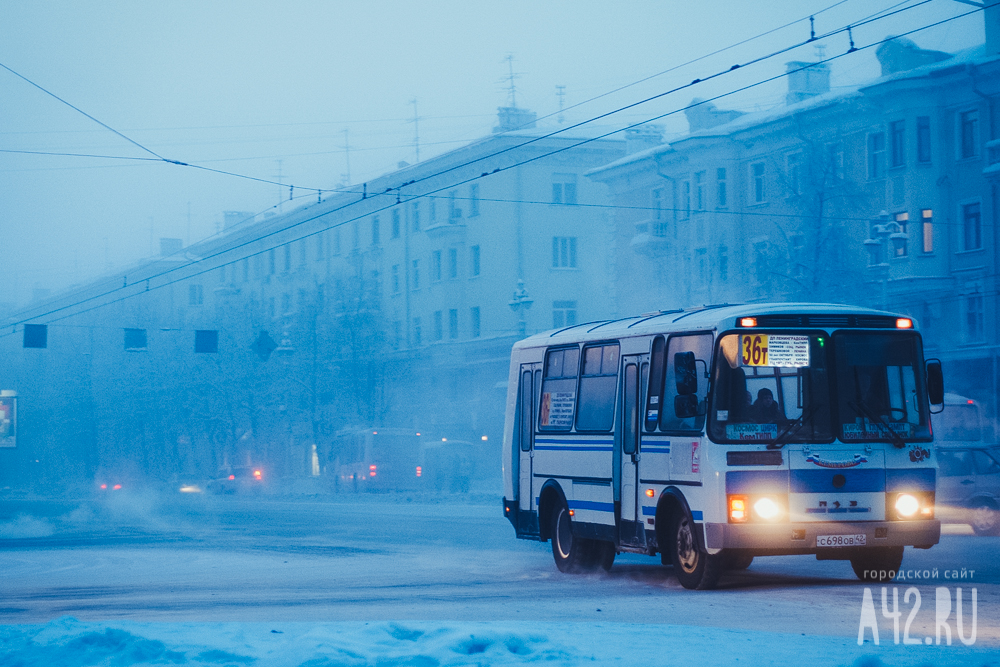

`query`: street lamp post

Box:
[508,279,534,336]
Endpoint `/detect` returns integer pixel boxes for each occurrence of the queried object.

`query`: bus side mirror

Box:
[675,351,698,395]
[926,358,944,408]
[674,394,699,418]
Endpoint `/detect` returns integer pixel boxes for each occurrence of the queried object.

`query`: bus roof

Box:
[512,302,915,350]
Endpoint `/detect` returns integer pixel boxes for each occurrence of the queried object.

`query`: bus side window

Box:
[645,336,665,431]
[661,333,712,432]
[576,343,620,432]
[519,370,532,451]
[539,347,580,431]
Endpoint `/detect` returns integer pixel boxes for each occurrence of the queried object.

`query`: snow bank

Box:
[1,617,994,667]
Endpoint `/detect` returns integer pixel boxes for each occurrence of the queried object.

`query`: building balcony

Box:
[630,220,670,258]
[424,220,466,239]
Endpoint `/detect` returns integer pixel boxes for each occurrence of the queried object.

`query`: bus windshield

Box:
[709,332,832,444]
[833,332,931,443]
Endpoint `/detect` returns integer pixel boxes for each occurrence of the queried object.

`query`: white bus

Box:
[501,303,945,590]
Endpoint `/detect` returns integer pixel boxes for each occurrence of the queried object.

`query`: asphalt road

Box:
[1,492,997,646]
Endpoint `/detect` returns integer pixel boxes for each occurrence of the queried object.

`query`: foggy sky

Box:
[0,0,983,306]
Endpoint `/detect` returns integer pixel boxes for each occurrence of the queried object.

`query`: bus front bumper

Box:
[704,519,941,552]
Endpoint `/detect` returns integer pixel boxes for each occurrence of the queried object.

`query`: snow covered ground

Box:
[2,616,997,666]
[1,492,997,666]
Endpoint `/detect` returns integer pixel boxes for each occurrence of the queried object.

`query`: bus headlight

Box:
[890,492,934,520]
[753,497,783,520]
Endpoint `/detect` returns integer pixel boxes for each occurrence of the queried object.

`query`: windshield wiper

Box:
[848,400,906,449]
[767,403,822,450]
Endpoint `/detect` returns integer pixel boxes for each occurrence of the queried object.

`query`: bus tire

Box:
[671,511,723,590]
[595,540,616,572]
[850,546,904,582]
[550,502,596,573]
[969,500,1000,536]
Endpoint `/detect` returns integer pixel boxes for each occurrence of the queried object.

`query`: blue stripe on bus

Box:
[568,500,614,512]
[642,445,671,453]
[886,468,935,492]
[692,510,703,521]
[535,438,614,445]
[535,445,614,452]
[790,469,885,494]
[725,470,789,494]
[640,506,701,520]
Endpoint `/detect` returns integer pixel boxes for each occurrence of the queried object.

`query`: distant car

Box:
[936,445,1000,535]
[206,467,265,495]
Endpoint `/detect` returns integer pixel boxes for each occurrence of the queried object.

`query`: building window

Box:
[446,190,460,220]
[716,168,727,208]
[432,250,442,282]
[427,199,435,225]
[448,248,458,279]
[921,209,933,253]
[298,240,307,267]
[960,110,979,159]
[469,183,480,217]
[552,237,577,268]
[316,233,324,261]
[750,162,766,203]
[470,306,480,338]
[652,187,667,236]
[283,244,292,272]
[333,228,341,256]
[448,309,458,339]
[412,259,421,289]
[893,212,908,258]
[718,245,728,282]
[413,317,422,346]
[470,245,480,277]
[352,221,360,250]
[965,294,984,342]
[680,179,691,219]
[754,241,769,284]
[868,132,885,179]
[963,202,982,250]
[694,171,705,211]
[553,300,577,328]
[391,264,400,294]
[696,247,708,284]
[890,120,905,168]
[267,248,276,275]
[552,173,578,204]
[188,284,203,306]
[917,116,931,163]
[433,311,443,341]
[371,215,380,246]
[826,143,845,181]
[786,153,802,195]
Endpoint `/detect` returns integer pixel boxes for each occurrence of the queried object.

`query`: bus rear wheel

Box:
[671,511,723,590]
[551,502,598,573]
[850,546,904,582]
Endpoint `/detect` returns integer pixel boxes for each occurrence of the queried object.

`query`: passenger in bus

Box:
[750,388,784,424]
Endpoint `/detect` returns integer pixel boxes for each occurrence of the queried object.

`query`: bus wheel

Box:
[970,501,1000,536]
[850,547,904,582]
[671,511,723,590]
[595,540,616,572]
[550,502,595,573]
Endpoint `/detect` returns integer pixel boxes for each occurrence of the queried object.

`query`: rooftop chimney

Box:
[684,99,745,132]
[625,124,664,154]
[785,61,830,106]
[493,107,537,133]
[159,238,183,257]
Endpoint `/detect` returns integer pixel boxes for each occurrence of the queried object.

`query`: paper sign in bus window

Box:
[741,334,809,367]
[540,391,576,428]
[726,423,779,441]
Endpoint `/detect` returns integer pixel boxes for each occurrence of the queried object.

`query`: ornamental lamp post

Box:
[508,279,533,337]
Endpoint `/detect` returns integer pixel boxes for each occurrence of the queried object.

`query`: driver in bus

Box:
[750,387,783,424]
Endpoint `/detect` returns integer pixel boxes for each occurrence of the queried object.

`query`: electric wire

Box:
[0,5,984,334]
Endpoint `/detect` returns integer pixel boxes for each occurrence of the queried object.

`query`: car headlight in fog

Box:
[895,493,920,517]
[753,497,782,520]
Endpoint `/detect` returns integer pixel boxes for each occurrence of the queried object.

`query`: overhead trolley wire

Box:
[0,4,983,334]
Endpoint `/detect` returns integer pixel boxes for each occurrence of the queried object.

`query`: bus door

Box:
[620,355,647,546]
[517,363,542,523]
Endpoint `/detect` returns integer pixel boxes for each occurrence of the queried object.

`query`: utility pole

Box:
[556,85,566,124]
[503,54,519,108]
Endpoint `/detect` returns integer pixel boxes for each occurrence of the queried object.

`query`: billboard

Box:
[0,394,16,448]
